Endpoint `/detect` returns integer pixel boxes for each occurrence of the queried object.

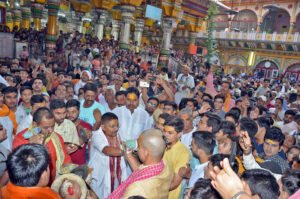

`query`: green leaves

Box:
[205,1,219,64]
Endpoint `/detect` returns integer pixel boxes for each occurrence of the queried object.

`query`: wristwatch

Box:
[232,191,248,199]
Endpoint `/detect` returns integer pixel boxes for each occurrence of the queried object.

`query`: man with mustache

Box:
[79,83,106,131]
[112,87,152,141]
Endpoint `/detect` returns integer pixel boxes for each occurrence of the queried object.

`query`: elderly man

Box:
[175,66,195,105]
[12,107,77,184]
[108,129,173,199]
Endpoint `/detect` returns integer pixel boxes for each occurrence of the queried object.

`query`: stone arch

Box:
[254,60,279,79]
[226,55,248,75]
[261,8,290,33]
[232,9,258,32]
[283,63,300,81]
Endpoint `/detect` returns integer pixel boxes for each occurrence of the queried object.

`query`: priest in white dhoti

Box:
[88,112,127,198]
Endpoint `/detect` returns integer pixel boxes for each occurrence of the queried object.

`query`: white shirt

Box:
[0,116,13,151]
[176,74,195,92]
[112,106,152,141]
[17,114,32,134]
[188,161,209,188]
[181,127,197,149]
[88,128,127,198]
[15,103,28,125]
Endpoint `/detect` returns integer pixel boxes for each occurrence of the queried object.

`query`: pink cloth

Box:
[107,160,164,199]
[289,189,300,199]
[92,59,100,71]
[206,73,235,111]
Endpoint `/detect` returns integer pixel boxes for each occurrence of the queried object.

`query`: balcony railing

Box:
[197,31,300,43]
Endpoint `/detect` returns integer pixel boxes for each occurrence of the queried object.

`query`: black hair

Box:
[254,117,271,132]
[264,79,270,82]
[239,117,258,139]
[164,116,184,133]
[241,169,279,199]
[160,100,169,106]
[275,98,283,105]
[187,98,198,107]
[101,112,118,124]
[285,110,296,117]
[219,121,236,136]
[190,178,221,199]
[83,83,98,93]
[281,169,300,196]
[203,113,222,134]
[202,99,214,110]
[30,94,45,106]
[210,154,239,174]
[202,93,213,100]
[164,101,178,111]
[2,86,17,95]
[287,145,300,154]
[116,90,127,98]
[264,126,285,146]
[161,67,168,73]
[127,196,146,199]
[228,107,241,120]
[33,107,54,124]
[7,144,50,187]
[179,98,198,110]
[50,99,66,111]
[66,99,80,110]
[158,113,170,121]
[126,87,140,98]
[192,131,216,155]
[148,97,159,105]
[20,86,33,94]
[214,94,225,103]
[31,77,46,86]
[225,112,239,124]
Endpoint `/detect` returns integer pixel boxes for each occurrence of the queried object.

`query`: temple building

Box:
[0,0,299,80]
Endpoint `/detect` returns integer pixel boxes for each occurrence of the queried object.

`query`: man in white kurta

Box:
[112,87,152,141]
[175,66,195,105]
[88,127,127,198]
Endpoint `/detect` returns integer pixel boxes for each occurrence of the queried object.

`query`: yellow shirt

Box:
[163,141,191,199]
[54,119,80,145]
[122,161,173,199]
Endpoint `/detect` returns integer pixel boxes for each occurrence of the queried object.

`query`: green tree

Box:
[205,1,219,64]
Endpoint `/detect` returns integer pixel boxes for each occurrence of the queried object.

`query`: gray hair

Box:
[105,87,116,96]
[178,108,193,117]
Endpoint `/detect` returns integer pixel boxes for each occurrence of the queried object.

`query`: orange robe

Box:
[13,129,72,184]
[1,182,61,199]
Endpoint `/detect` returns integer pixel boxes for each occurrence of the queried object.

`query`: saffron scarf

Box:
[0,104,17,136]
[224,93,231,112]
[103,131,122,193]
[44,133,77,176]
[107,160,165,199]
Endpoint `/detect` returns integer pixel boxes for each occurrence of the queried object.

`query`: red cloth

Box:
[70,120,92,165]
[107,160,165,199]
[12,129,72,184]
[103,130,122,193]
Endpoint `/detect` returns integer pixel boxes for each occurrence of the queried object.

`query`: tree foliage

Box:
[205,1,219,64]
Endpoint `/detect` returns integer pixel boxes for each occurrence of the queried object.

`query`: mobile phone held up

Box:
[149,75,156,81]
[139,81,150,88]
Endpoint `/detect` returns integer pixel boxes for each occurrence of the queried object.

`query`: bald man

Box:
[108,129,173,199]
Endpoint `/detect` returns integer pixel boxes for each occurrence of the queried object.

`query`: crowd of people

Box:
[0,25,299,199]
